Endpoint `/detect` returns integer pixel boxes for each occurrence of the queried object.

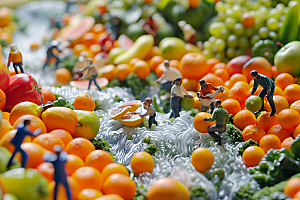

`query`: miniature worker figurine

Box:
[7,120,41,168]
[7,44,24,74]
[156,60,182,99]
[178,20,197,45]
[43,39,62,70]
[198,80,218,113]
[140,97,158,129]
[43,145,71,200]
[79,58,102,91]
[72,51,87,74]
[169,77,193,118]
[203,99,229,145]
[250,70,276,116]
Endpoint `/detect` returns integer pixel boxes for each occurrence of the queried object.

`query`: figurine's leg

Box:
[207,125,222,144]
[149,115,154,129]
[153,113,158,126]
[20,148,28,168]
[210,102,215,111]
[171,106,180,118]
[268,87,276,116]
[93,76,102,91]
[62,178,71,200]
[43,56,51,70]
[88,78,93,90]
[258,88,267,111]
[53,182,60,200]
[169,111,174,119]
[53,54,60,68]
[6,149,18,168]
[12,63,18,74]
[201,105,207,112]
[18,63,24,73]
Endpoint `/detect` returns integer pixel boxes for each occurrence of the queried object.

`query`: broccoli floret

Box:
[145,144,158,156]
[189,185,210,200]
[94,99,104,110]
[113,95,123,102]
[238,139,259,155]
[233,183,255,200]
[0,40,8,48]
[226,124,243,143]
[145,72,158,86]
[107,77,121,87]
[61,56,78,75]
[90,138,114,158]
[228,114,234,124]
[143,137,151,144]
[190,108,200,117]
[133,185,147,200]
[125,73,149,99]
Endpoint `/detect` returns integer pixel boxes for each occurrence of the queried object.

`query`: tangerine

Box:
[180,53,209,80]
[259,134,281,153]
[290,100,300,114]
[242,146,265,167]
[0,119,13,139]
[277,109,300,130]
[242,125,266,143]
[256,112,278,133]
[284,177,300,198]
[149,56,164,71]
[77,189,103,200]
[66,138,95,160]
[101,163,129,181]
[116,64,132,81]
[49,129,73,147]
[48,176,80,200]
[65,154,85,176]
[55,68,71,84]
[72,166,103,191]
[233,110,257,130]
[267,124,291,142]
[275,73,295,90]
[42,87,56,104]
[13,114,47,136]
[21,142,48,168]
[98,65,116,81]
[74,94,95,111]
[191,147,214,173]
[221,99,241,115]
[284,84,300,104]
[133,60,151,79]
[130,152,155,175]
[32,133,65,152]
[85,150,114,172]
[0,129,31,153]
[193,112,216,133]
[281,137,294,150]
[36,162,54,182]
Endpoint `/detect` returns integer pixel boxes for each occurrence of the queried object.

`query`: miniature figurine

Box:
[43,39,62,70]
[203,99,229,145]
[98,29,114,53]
[43,145,71,200]
[250,70,276,116]
[7,120,41,168]
[143,15,158,44]
[156,60,182,99]
[169,77,193,118]
[178,20,197,45]
[79,58,102,91]
[198,80,225,113]
[73,51,87,74]
[140,97,158,129]
[49,15,62,30]
[7,44,24,74]
[105,16,121,41]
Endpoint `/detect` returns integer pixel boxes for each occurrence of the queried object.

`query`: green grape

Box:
[215,1,225,12]
[226,48,236,59]
[214,38,226,52]
[225,0,234,4]
[209,22,226,37]
[245,27,255,37]
[251,34,261,45]
[269,8,280,19]
[203,41,213,51]
[202,50,214,60]
[239,37,249,49]
[260,0,272,7]
[227,35,239,48]
[247,1,261,10]
[268,31,278,40]
[266,18,278,31]
[283,7,289,14]
[278,22,283,29]
[225,9,235,19]
[217,11,226,22]
[223,3,230,10]
[235,48,246,57]
[254,19,264,31]
[276,3,285,13]
[215,52,225,61]
[233,23,244,36]
[258,27,269,39]
[232,5,242,19]
[279,15,285,22]
[208,36,217,44]
[225,17,236,30]
[219,28,231,40]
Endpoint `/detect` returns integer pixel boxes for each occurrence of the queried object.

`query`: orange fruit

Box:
[284,177,300,198]
[274,86,284,96]
[290,100,300,114]
[294,191,300,199]
[147,46,162,59]
[81,32,97,47]
[9,101,43,125]
[284,84,300,104]
[248,85,263,96]
[73,44,88,56]
[242,125,266,143]
[91,23,105,36]
[180,53,209,80]
[281,137,294,150]
[241,12,255,28]
[0,89,5,111]
[74,94,95,111]
[265,95,289,114]
[267,124,291,142]
[72,166,103,191]
[155,63,165,78]
[256,112,278,133]
[42,107,78,134]
[147,177,190,200]
[200,73,224,87]
[259,134,281,153]
[169,60,180,70]
[102,173,136,200]
[242,57,273,82]
[242,146,265,167]
[0,129,31,153]
[221,99,241,115]
[89,44,101,57]
[36,162,54,182]
[130,152,155,175]
[182,78,198,92]
[116,64,132,81]
[85,150,114,172]
[0,7,12,27]
[215,86,229,102]
[277,109,300,130]
[228,73,248,88]
[207,58,221,70]
[133,60,151,79]
[66,138,95,160]
[0,119,13,139]
[271,65,279,77]
[95,194,125,200]
[233,81,251,91]
[42,87,56,104]
[65,154,85,176]
[228,85,249,103]
[49,129,73,147]
[2,112,10,120]
[233,110,257,130]
[32,133,65,152]
[191,147,214,173]
[48,176,80,200]
[193,112,216,133]
[189,0,201,7]
[98,65,116,81]
[193,97,202,110]
[293,124,300,138]
[275,73,295,90]
[55,68,71,84]
[211,62,226,73]
[102,163,129,181]
[129,58,140,67]
[214,68,230,82]
[13,114,47,135]
[77,189,103,200]
[21,142,49,168]
[149,56,164,71]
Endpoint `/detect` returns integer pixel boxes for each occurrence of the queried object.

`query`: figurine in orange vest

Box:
[7,44,24,74]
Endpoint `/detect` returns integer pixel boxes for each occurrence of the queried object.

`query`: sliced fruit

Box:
[65,16,95,42]
[108,106,132,120]
[118,113,144,127]
[117,100,142,113]
[118,34,134,50]
[69,78,108,90]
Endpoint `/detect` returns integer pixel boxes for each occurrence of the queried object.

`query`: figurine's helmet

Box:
[86,58,93,65]
[11,44,17,51]
[53,145,63,153]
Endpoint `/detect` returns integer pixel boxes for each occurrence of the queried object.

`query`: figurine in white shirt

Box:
[178,20,197,45]
[140,97,158,129]
[169,77,193,118]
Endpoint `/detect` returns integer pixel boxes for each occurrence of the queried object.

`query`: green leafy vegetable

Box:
[107,77,121,87]
[133,185,147,200]
[145,144,158,156]
[90,138,114,158]
[238,139,259,156]
[233,183,255,200]
[161,99,170,113]
[113,95,123,102]
[143,137,151,144]
[189,185,209,200]
[190,108,200,118]
[226,124,243,143]
[61,56,78,75]
[94,99,104,111]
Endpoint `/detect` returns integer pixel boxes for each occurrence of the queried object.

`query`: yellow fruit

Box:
[191,147,214,173]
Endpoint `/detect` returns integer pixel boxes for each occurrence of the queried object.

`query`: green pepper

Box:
[278,1,300,45]
[251,39,278,65]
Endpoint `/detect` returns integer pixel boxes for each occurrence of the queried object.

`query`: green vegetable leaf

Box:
[189,185,209,200]
[226,124,243,143]
[144,144,158,156]
[238,139,258,156]
[90,138,114,159]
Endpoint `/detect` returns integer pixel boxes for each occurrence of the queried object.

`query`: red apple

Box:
[226,55,252,76]
[0,61,10,91]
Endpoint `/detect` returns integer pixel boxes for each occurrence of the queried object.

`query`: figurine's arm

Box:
[206,110,217,122]
[54,46,62,53]
[251,80,258,95]
[20,52,23,65]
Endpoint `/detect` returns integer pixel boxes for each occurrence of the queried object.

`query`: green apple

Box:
[0,168,49,200]
[0,147,20,173]
[274,41,300,77]
[3,193,18,200]
[73,110,100,140]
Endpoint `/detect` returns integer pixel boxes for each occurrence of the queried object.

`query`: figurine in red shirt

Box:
[7,44,24,74]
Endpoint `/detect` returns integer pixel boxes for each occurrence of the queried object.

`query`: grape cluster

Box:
[202,0,295,63]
